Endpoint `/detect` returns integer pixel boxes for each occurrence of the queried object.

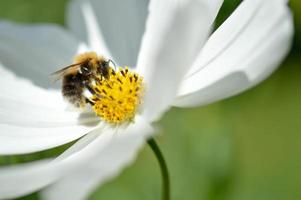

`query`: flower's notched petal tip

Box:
[175,0,294,108]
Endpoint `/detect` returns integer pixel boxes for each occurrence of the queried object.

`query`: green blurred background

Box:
[0,0,300,200]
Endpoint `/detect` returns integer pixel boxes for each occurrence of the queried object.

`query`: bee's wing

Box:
[50,62,83,83]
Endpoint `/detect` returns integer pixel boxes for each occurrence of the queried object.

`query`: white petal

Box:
[0,159,60,200]
[0,97,98,127]
[0,117,152,199]
[174,0,293,107]
[0,65,100,155]
[136,0,223,121]
[0,124,97,155]
[0,65,98,124]
[0,21,85,89]
[0,128,102,199]
[0,65,63,108]
[67,0,148,66]
[41,116,153,200]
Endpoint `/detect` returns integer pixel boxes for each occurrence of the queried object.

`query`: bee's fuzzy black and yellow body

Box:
[52,52,112,108]
[62,72,88,108]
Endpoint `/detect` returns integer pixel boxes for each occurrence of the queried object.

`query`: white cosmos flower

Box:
[0,0,293,199]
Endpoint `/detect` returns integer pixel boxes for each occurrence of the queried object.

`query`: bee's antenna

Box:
[108,59,117,71]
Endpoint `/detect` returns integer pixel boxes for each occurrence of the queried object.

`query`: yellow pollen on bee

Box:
[92,67,144,124]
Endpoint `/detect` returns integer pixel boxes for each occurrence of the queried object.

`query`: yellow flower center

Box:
[91,67,144,124]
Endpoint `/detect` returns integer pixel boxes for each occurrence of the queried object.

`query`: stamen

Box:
[91,66,144,124]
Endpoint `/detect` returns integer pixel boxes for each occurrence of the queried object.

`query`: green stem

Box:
[147,138,170,200]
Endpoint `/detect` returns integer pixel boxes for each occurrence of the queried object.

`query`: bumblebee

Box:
[52,52,114,108]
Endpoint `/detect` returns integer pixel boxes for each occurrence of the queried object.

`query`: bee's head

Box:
[79,61,94,76]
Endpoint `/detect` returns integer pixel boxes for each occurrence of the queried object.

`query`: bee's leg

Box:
[81,81,96,104]
[83,82,103,104]
[85,98,95,106]
[85,84,96,95]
